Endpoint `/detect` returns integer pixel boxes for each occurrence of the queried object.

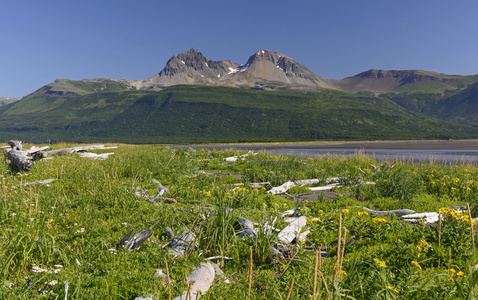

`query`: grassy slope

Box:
[2,144,478,299]
[29,79,134,96]
[0,86,477,143]
[386,83,478,126]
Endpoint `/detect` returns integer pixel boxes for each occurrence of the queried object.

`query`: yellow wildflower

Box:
[374,258,387,268]
[372,217,387,224]
[387,285,399,293]
[341,209,350,214]
[411,261,422,269]
[339,270,347,276]
[307,218,320,223]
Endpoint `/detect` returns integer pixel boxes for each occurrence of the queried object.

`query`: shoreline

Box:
[168,139,478,151]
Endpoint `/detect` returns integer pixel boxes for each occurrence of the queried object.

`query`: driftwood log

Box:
[4,141,117,171]
[6,140,33,171]
[7,149,33,171]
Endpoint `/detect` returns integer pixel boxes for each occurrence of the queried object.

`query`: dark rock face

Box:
[157,48,240,80]
[176,48,209,72]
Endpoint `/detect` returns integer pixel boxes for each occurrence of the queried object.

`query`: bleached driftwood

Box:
[402,212,439,224]
[117,228,154,251]
[23,179,57,186]
[308,183,342,191]
[277,216,307,244]
[71,145,118,152]
[44,148,75,156]
[237,217,257,239]
[280,208,300,217]
[223,151,257,162]
[4,141,118,171]
[231,182,271,189]
[363,207,415,217]
[78,152,114,160]
[174,263,215,300]
[267,177,347,195]
[267,181,296,195]
[165,227,175,239]
[26,146,50,154]
[8,140,23,151]
[298,229,310,241]
[165,229,197,257]
[7,149,33,171]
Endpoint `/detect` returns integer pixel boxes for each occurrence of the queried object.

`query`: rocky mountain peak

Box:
[245,50,284,65]
[176,48,209,71]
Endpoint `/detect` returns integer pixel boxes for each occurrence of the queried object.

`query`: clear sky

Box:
[1,0,477,98]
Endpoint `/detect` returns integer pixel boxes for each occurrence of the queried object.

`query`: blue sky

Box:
[1,0,477,98]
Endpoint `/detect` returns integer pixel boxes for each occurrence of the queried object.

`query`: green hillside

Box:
[27,79,134,96]
[384,83,478,126]
[0,86,476,143]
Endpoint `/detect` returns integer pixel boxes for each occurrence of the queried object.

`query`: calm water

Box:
[264,145,478,163]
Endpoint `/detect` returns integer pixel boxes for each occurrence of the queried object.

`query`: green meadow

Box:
[2,144,478,299]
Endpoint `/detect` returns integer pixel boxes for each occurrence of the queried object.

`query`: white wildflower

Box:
[48,280,58,286]
[32,266,48,273]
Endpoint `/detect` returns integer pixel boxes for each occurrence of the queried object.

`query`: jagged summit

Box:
[141,49,240,88]
[222,49,335,89]
[140,48,335,90]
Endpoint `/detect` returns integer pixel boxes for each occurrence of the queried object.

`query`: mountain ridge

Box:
[0,96,20,106]
[3,48,477,144]
[26,48,478,97]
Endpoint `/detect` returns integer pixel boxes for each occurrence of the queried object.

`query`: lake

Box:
[262,141,478,163]
[179,140,478,163]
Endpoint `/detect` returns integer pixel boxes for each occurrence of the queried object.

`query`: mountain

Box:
[28,49,340,96]
[2,48,478,144]
[25,49,478,97]
[217,50,336,90]
[335,69,478,94]
[27,78,137,97]
[0,96,20,106]
[139,48,240,88]
[137,49,336,90]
